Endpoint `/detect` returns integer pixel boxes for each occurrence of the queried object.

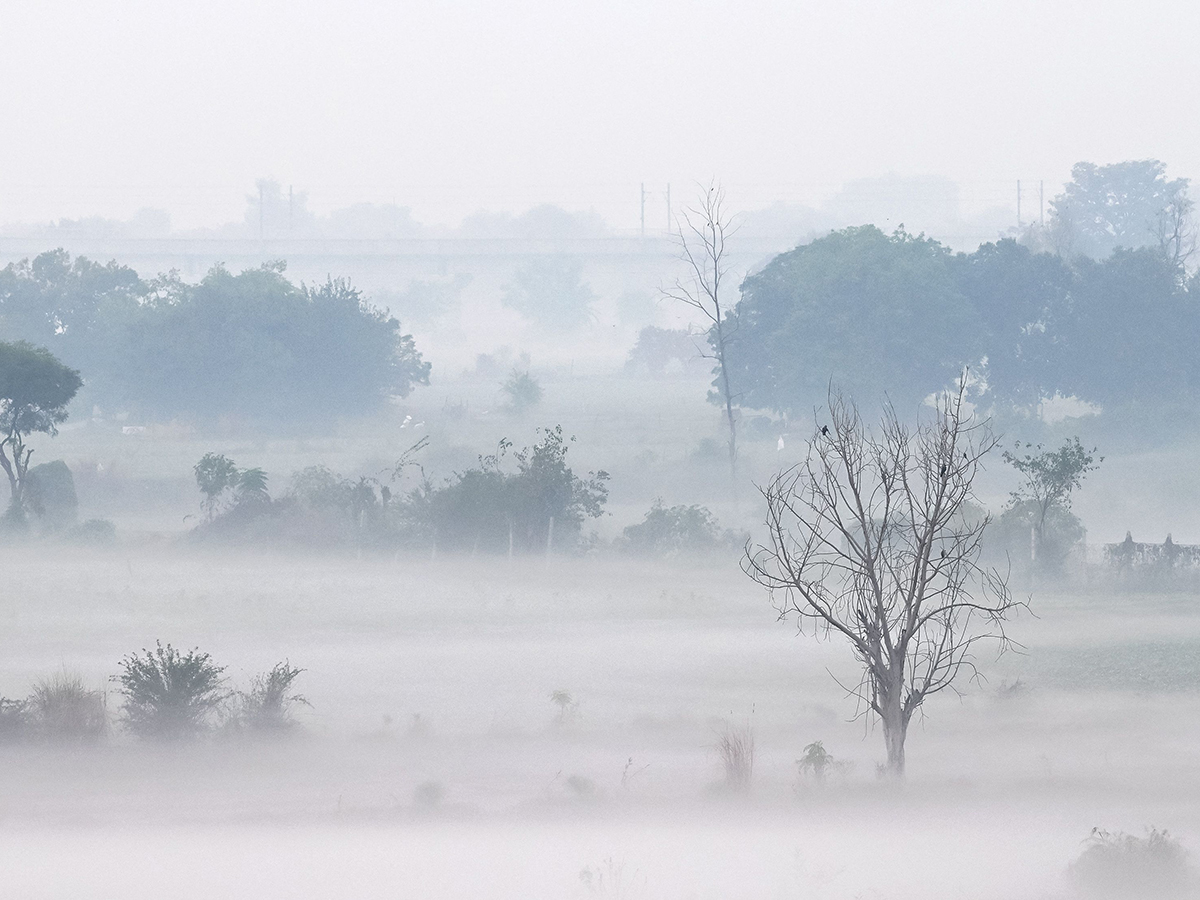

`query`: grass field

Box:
[1,544,1199,899]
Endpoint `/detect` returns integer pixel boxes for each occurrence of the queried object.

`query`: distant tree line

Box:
[712,159,1200,421]
[0,252,429,425]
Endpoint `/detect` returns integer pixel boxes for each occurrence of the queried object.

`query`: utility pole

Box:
[1017,180,1022,229]
[640,183,646,237]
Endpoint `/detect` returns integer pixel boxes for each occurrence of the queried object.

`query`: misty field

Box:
[0,546,1198,899]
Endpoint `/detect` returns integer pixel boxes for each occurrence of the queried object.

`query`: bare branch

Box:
[743,382,1016,777]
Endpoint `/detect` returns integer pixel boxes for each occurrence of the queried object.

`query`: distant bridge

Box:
[0,234,790,288]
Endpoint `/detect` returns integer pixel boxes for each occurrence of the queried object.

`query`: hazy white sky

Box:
[2,0,1198,229]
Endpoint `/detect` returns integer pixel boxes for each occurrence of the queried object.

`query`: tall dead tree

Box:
[662,183,739,479]
[743,385,1019,776]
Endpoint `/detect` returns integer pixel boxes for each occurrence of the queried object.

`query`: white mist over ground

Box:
[1,548,1198,899]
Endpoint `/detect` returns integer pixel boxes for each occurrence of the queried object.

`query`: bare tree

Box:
[743,385,1020,777]
[1153,190,1197,270]
[662,183,739,478]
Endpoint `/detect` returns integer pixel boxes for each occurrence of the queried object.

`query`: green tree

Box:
[950,239,1073,412]
[1049,160,1194,264]
[724,226,974,415]
[87,263,430,425]
[0,249,144,380]
[0,341,83,516]
[620,500,726,557]
[1002,437,1101,567]
[194,452,239,520]
[425,427,608,554]
[1055,248,1195,412]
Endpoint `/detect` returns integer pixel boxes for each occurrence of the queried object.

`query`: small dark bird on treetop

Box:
[821,425,829,436]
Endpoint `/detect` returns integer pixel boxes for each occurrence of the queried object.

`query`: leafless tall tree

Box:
[743,384,1020,776]
[662,183,739,478]
[1153,191,1197,270]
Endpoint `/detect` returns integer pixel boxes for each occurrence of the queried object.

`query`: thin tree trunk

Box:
[881,686,908,777]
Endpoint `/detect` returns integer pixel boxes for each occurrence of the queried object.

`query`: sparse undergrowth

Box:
[231,661,309,733]
[715,719,755,794]
[1070,827,1192,899]
[28,670,107,744]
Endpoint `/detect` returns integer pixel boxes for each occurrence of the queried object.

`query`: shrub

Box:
[194,453,239,520]
[28,670,106,744]
[502,368,543,414]
[24,460,78,530]
[716,720,754,794]
[620,500,735,557]
[115,642,228,740]
[1069,827,1191,899]
[234,661,308,732]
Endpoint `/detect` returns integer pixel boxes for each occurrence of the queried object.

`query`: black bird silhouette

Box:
[821,425,829,436]
[939,464,946,477]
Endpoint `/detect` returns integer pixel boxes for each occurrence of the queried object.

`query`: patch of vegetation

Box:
[232,661,308,733]
[1069,827,1191,899]
[501,368,543,414]
[715,719,754,794]
[795,740,838,784]
[115,642,229,740]
[619,499,740,557]
[28,670,107,744]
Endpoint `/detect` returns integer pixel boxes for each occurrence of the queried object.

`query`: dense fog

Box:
[3,3,1200,899]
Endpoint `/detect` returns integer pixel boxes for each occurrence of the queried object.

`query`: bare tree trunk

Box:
[0,447,16,506]
[0,435,27,510]
[662,182,740,487]
[714,318,737,482]
[881,690,908,777]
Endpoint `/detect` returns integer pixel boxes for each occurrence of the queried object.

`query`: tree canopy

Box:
[722,226,974,413]
[718,224,1199,420]
[0,340,83,511]
[1048,160,1194,263]
[0,253,429,426]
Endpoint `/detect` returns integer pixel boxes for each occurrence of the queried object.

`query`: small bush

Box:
[1069,827,1191,899]
[796,740,836,783]
[116,642,228,740]
[28,671,106,744]
[716,720,754,793]
[24,460,78,530]
[619,500,738,557]
[234,661,308,733]
[501,368,543,414]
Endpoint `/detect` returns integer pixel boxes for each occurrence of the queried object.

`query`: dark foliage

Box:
[115,642,228,740]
